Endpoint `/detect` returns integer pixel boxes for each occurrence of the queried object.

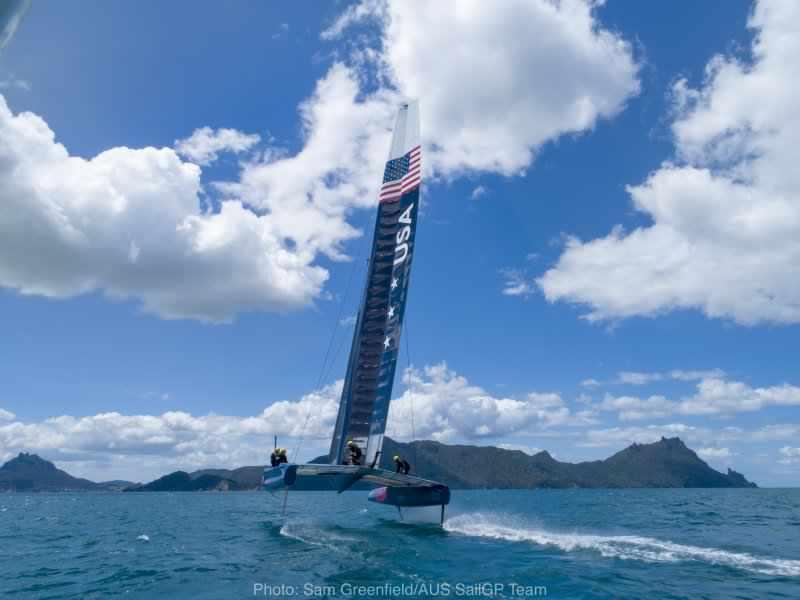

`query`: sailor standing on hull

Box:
[346,440,363,465]
[393,455,411,475]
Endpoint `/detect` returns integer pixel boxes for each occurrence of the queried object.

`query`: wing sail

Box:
[329,102,421,467]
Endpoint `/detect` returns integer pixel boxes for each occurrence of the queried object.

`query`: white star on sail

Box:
[391,277,398,290]
[388,305,395,318]
[383,335,391,349]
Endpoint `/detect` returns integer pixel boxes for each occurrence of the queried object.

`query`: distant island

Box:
[0,452,138,492]
[0,437,756,492]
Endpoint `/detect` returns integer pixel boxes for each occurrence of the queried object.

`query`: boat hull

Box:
[367,484,450,507]
[262,463,450,507]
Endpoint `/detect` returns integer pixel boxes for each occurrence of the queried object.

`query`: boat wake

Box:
[444,513,800,577]
[278,520,359,553]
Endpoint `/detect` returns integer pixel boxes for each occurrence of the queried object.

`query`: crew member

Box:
[347,440,363,465]
[269,448,281,467]
[393,455,411,475]
[276,448,289,464]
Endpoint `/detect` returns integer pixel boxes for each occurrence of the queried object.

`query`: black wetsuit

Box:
[277,453,288,465]
[394,459,411,475]
[270,452,280,467]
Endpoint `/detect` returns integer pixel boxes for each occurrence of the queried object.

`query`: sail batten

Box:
[329,102,421,467]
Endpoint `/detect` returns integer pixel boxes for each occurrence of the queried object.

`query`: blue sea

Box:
[2,489,798,599]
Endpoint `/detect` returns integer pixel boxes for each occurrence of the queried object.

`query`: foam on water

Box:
[445,513,800,577]
[279,520,359,553]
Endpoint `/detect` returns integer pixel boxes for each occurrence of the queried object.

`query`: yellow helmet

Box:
[347,440,354,446]
[279,448,287,455]
[393,455,400,461]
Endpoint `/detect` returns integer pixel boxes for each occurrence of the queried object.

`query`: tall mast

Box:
[329,101,422,467]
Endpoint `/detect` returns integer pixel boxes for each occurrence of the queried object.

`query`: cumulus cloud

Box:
[615,369,725,385]
[584,369,725,388]
[600,393,674,421]
[378,0,639,175]
[778,446,800,465]
[599,376,800,420]
[0,96,334,322]
[175,127,261,166]
[0,408,15,421]
[539,0,800,325]
[325,0,639,176]
[697,447,733,460]
[386,363,589,441]
[0,364,595,478]
[223,64,398,257]
[0,1,641,323]
[679,377,800,416]
[0,382,342,480]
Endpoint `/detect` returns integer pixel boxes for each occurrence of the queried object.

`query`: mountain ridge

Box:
[1,437,757,492]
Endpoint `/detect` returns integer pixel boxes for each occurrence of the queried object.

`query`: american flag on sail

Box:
[379,145,421,203]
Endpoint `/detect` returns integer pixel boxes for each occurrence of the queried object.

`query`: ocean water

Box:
[1,489,798,599]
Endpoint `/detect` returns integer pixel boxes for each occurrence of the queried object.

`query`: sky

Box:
[0,0,799,485]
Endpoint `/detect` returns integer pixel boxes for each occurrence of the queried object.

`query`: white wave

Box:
[279,521,357,553]
[444,513,800,577]
[136,534,150,542]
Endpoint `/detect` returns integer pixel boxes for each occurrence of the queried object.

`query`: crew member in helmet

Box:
[276,448,288,464]
[393,455,411,475]
[346,440,363,465]
[270,448,281,467]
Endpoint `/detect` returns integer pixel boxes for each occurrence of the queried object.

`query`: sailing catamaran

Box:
[262,101,451,523]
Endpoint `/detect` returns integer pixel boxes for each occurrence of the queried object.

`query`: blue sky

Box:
[1,1,799,484]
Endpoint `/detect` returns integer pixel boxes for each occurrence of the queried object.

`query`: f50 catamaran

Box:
[262,101,450,523]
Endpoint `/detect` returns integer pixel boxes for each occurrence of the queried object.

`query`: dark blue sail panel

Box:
[329,102,421,467]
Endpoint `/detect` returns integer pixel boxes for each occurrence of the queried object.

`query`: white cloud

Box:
[678,377,800,416]
[598,376,800,420]
[0,382,342,480]
[0,408,15,421]
[778,446,800,465]
[497,443,543,456]
[321,0,386,41]
[750,424,800,442]
[327,0,639,176]
[0,95,335,322]
[600,393,675,421]
[539,0,800,325]
[1,1,641,323]
[617,371,664,386]
[339,314,357,327]
[500,268,535,297]
[175,127,261,166]
[581,423,709,448]
[0,75,30,91]
[697,446,732,460]
[583,369,725,388]
[386,362,586,441]
[0,363,594,479]
[669,369,726,381]
[616,369,724,385]
[470,185,488,200]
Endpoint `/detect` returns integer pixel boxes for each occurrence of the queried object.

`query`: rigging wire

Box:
[291,195,379,463]
[291,253,361,463]
[404,318,418,470]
